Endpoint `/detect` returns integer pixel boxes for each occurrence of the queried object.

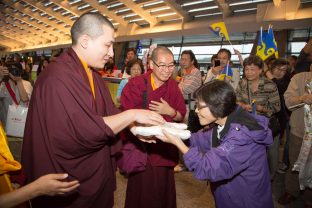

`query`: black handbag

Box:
[268,114,281,137]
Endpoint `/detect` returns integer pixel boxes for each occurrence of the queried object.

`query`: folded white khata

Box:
[131,122,191,140]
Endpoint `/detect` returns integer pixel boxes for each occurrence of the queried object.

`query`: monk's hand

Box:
[134,109,165,126]
[149,98,172,116]
[32,173,80,196]
[138,135,157,143]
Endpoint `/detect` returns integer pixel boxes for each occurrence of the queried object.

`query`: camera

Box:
[214,60,221,67]
[2,62,23,82]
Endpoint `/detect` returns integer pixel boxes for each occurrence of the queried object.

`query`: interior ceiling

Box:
[0,0,312,53]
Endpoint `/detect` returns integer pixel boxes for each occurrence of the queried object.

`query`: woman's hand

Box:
[160,130,190,154]
[211,66,223,76]
[32,173,80,196]
[0,66,9,80]
[237,102,252,112]
[157,129,178,145]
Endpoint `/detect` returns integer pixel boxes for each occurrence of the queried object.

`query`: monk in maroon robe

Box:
[21,12,164,208]
[120,46,186,208]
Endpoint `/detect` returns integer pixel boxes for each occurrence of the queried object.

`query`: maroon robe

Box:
[120,72,186,208]
[21,48,120,208]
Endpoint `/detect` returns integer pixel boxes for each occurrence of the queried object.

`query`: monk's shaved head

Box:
[71,12,114,45]
[151,46,174,62]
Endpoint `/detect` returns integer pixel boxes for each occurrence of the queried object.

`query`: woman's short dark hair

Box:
[194,80,236,118]
[269,58,288,71]
[126,59,144,75]
[243,56,264,69]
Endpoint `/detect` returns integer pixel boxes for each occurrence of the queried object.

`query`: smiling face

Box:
[151,51,175,85]
[195,100,217,126]
[83,25,115,69]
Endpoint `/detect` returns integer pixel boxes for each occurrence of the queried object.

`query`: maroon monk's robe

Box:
[120,72,186,208]
[21,48,120,208]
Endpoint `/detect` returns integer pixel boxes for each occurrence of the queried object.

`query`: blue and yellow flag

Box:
[217,64,233,81]
[256,26,278,61]
[209,22,231,42]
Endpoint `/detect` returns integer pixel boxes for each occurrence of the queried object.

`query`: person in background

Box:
[236,56,280,180]
[202,54,217,83]
[102,57,117,77]
[287,55,297,75]
[234,48,244,68]
[294,38,312,74]
[120,46,186,208]
[158,80,274,208]
[178,50,202,100]
[204,48,240,90]
[0,64,32,127]
[21,12,165,208]
[37,56,49,77]
[116,59,144,102]
[265,59,291,173]
[278,64,312,206]
[0,174,79,208]
[121,48,138,78]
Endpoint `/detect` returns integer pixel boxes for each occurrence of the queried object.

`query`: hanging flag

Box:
[217,63,233,81]
[256,26,279,61]
[209,22,231,44]
[136,40,142,55]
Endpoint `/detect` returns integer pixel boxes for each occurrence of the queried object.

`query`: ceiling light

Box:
[188,6,218,13]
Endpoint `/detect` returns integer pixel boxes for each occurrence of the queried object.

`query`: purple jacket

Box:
[184,107,273,208]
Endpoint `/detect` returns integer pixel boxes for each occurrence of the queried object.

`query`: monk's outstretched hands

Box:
[134,109,165,126]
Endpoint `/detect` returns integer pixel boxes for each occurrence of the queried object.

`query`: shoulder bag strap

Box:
[4,82,18,105]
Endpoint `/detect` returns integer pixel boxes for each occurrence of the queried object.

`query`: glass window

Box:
[290,42,306,53]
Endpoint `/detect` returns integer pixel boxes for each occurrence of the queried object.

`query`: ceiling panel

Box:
[0,0,311,53]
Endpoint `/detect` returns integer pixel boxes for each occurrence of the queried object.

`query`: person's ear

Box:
[149,60,154,70]
[79,35,89,49]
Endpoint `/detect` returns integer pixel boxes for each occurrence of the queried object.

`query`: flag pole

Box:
[220,36,224,49]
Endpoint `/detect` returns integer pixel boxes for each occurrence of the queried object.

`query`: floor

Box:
[113,171,214,208]
[7,136,308,208]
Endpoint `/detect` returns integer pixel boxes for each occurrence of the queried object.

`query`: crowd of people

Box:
[1,11,312,208]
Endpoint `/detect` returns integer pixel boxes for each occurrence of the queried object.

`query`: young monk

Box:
[21,12,164,208]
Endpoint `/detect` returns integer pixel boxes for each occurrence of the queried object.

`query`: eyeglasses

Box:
[152,60,175,71]
[195,103,208,110]
[274,66,287,73]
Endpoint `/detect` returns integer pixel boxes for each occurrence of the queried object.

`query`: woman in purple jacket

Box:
[159,80,274,208]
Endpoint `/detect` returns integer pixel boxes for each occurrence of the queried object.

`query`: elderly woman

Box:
[158,80,273,208]
[235,56,280,179]
[116,59,144,102]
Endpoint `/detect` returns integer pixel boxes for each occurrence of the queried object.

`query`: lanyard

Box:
[4,81,18,105]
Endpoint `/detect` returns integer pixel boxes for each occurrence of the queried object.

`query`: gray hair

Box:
[71,12,114,45]
[151,46,174,62]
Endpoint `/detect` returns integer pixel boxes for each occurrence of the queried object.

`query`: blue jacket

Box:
[184,107,273,208]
